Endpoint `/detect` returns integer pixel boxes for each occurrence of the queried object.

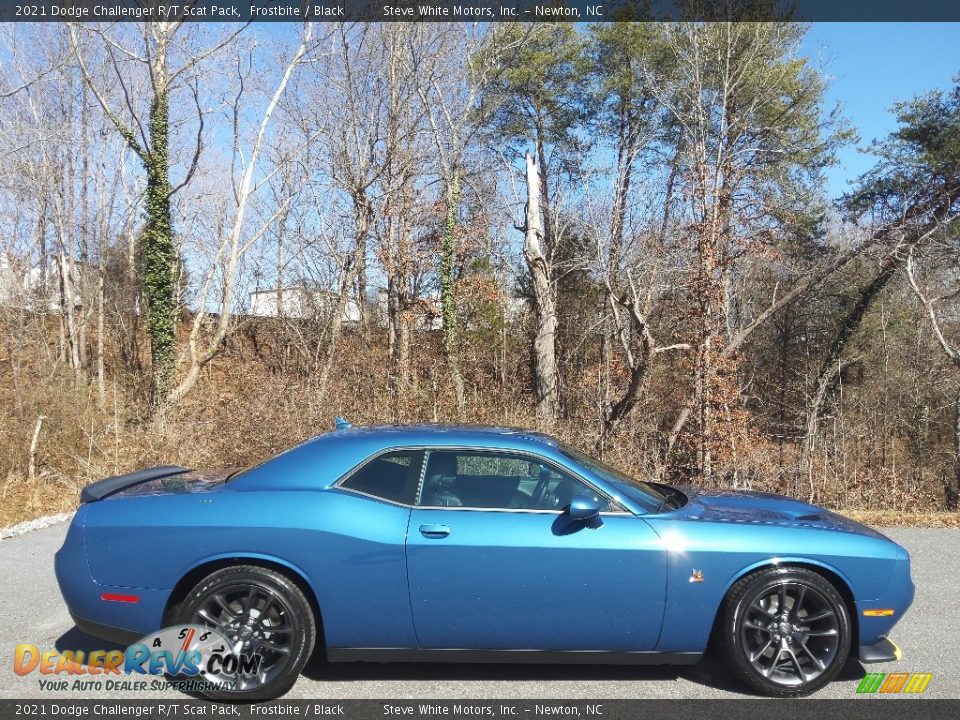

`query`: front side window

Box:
[340,451,415,504]
[418,449,609,511]
[558,444,668,514]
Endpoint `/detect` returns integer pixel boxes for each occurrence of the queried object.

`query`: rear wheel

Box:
[719,567,850,697]
[172,565,315,701]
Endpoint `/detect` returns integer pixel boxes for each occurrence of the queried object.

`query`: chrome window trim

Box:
[332,444,633,514]
[332,485,412,508]
[415,505,634,516]
[333,447,421,506]
[331,485,631,516]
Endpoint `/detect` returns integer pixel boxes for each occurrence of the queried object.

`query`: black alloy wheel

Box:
[720,567,851,697]
[173,565,315,701]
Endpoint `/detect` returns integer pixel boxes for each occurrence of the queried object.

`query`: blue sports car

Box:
[56,420,914,699]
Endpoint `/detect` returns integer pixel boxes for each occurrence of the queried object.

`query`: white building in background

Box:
[248,282,527,331]
[0,254,82,312]
[248,285,361,324]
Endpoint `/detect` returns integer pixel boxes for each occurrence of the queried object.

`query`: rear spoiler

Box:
[80,465,190,504]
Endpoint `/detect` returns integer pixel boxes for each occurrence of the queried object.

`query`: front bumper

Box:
[859,637,902,664]
[856,544,914,656]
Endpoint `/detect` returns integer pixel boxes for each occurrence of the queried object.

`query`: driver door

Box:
[405,448,666,652]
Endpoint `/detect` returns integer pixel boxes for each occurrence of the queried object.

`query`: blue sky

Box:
[803,23,959,199]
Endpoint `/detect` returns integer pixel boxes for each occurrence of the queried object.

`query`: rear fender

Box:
[175,552,315,595]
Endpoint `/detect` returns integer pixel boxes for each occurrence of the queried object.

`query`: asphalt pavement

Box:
[0,522,956,699]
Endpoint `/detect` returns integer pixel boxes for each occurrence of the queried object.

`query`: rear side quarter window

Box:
[339,451,418,505]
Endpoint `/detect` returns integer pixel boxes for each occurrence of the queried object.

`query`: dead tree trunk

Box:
[523,151,559,427]
[28,415,46,483]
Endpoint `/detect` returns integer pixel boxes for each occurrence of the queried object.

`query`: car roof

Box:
[227,423,565,493]
[330,423,560,447]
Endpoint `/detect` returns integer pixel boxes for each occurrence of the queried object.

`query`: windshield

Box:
[559,445,670,514]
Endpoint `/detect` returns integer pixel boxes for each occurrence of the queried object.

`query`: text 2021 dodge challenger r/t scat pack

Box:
[56,420,914,700]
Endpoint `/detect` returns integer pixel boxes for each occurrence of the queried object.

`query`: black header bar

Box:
[0,700,958,719]
[2,0,960,22]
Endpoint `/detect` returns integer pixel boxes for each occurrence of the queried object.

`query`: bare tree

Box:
[523,152,559,426]
[168,23,322,405]
[906,244,960,508]
[410,24,520,412]
[649,22,849,480]
[0,25,140,396]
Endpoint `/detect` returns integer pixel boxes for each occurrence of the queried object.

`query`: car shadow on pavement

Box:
[55,626,127,655]
[301,651,868,697]
[53,624,869,698]
[300,652,743,692]
[680,654,866,695]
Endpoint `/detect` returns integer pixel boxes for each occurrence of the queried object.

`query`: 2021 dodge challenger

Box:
[56,420,914,700]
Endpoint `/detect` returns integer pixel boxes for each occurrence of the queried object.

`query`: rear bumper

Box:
[859,637,902,664]
[55,509,168,640]
[70,614,141,646]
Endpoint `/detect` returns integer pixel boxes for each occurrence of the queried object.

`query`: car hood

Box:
[672,484,888,540]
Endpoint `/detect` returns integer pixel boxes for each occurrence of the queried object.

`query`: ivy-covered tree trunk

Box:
[440,168,466,411]
[142,79,178,406]
[72,24,180,409]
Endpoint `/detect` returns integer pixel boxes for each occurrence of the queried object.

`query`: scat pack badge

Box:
[14,625,263,692]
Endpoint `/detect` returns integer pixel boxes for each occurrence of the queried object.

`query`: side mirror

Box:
[567,495,602,521]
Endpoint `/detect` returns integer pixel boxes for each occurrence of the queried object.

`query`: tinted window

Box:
[418,450,609,511]
[340,451,414,504]
[558,444,666,513]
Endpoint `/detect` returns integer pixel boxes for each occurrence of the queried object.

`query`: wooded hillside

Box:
[1,21,958,526]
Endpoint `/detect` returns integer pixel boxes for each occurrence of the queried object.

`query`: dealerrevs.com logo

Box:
[14,625,263,693]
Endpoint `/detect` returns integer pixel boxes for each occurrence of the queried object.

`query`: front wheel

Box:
[719,567,851,697]
[172,565,316,701]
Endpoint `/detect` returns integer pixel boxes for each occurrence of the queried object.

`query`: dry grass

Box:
[841,509,960,528]
[1,321,956,529]
[0,473,78,528]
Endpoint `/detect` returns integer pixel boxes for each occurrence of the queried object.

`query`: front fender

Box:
[648,518,898,653]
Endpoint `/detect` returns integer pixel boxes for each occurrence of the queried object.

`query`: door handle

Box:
[419,524,451,538]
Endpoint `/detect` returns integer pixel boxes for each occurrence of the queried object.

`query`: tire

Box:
[719,566,851,697]
[170,565,316,701]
